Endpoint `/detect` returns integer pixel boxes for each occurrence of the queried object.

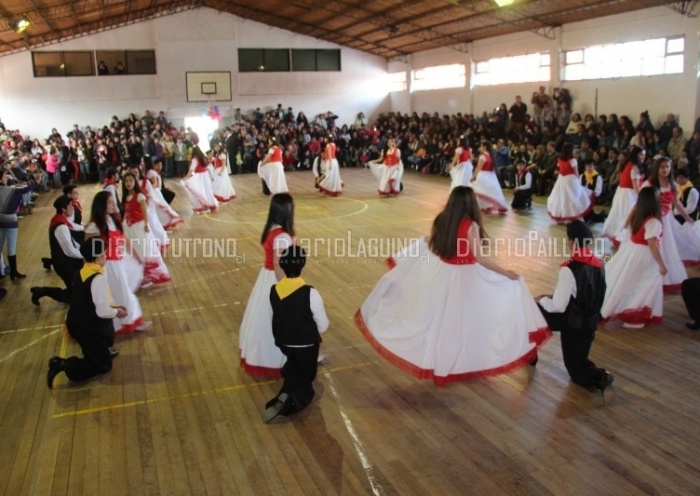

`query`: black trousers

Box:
[682,278,700,322]
[538,305,605,389]
[266,343,319,416]
[36,261,81,304]
[161,187,175,204]
[511,189,533,209]
[262,179,271,195]
[64,327,114,383]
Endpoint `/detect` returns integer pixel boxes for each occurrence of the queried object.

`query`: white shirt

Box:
[679,187,698,215]
[90,273,118,319]
[515,172,532,191]
[539,267,576,313]
[54,224,83,259]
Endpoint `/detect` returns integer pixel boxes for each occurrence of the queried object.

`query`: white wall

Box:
[391,5,700,132]
[0,7,389,138]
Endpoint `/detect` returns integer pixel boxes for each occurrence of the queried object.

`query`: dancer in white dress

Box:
[121,172,171,287]
[211,145,236,203]
[85,191,150,334]
[145,162,183,231]
[369,137,403,197]
[641,158,694,292]
[601,188,666,327]
[182,145,218,214]
[355,186,551,386]
[470,141,508,214]
[239,193,295,378]
[447,137,473,192]
[258,138,289,195]
[602,147,644,242]
[671,168,700,265]
[546,143,593,222]
[129,164,168,251]
[314,136,343,196]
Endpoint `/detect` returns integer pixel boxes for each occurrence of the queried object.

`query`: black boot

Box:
[0,288,6,300]
[47,356,66,389]
[30,287,43,306]
[41,257,52,271]
[9,255,26,281]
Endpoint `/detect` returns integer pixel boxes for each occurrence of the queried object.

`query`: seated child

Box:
[262,246,329,423]
[511,158,533,210]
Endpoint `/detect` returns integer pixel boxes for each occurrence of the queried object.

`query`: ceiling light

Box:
[14,17,30,33]
[494,0,514,6]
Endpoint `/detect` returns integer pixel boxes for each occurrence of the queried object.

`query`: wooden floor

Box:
[1,168,699,496]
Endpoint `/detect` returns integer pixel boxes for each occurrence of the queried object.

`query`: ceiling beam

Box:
[28,0,60,39]
[202,0,406,57]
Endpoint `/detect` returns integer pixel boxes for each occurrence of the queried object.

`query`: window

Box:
[126,50,156,75]
[411,64,465,92]
[239,49,290,72]
[291,49,340,71]
[32,51,94,77]
[472,52,549,87]
[388,71,407,92]
[94,50,156,75]
[562,36,684,81]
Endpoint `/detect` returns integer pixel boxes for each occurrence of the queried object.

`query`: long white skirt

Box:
[370,162,403,196]
[145,199,168,249]
[212,169,237,203]
[670,217,700,266]
[546,174,593,222]
[471,171,507,214]
[104,259,144,333]
[659,213,688,292]
[601,237,663,326]
[355,238,551,386]
[258,160,289,195]
[151,186,183,231]
[123,220,171,286]
[449,160,473,192]
[238,268,285,377]
[317,158,344,196]
[602,187,637,241]
[182,171,218,213]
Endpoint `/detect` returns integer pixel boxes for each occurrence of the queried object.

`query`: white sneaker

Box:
[317,353,326,364]
[136,321,152,332]
[622,322,644,329]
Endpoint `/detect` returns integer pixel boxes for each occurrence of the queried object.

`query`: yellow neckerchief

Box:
[678,180,693,201]
[583,169,598,186]
[80,262,104,282]
[275,277,307,300]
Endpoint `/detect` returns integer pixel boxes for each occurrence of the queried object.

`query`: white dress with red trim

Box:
[602,162,639,242]
[212,154,237,203]
[257,146,289,195]
[449,147,473,192]
[355,220,551,386]
[546,158,593,222]
[370,147,403,196]
[122,193,171,286]
[238,227,293,378]
[146,169,183,230]
[139,178,168,250]
[641,183,688,292]
[601,217,664,326]
[316,143,344,196]
[670,214,700,267]
[471,154,508,214]
[182,158,218,213]
[86,219,144,334]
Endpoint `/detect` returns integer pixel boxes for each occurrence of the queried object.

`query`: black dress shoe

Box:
[0,288,6,300]
[686,321,700,330]
[47,356,66,389]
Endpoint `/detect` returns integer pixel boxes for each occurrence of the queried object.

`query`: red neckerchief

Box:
[72,200,83,212]
[103,178,116,187]
[49,214,73,230]
[562,247,603,268]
